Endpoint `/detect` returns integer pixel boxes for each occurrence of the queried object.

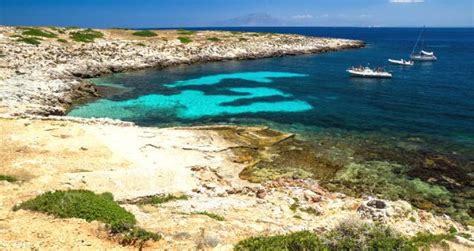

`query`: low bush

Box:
[0,175,17,182]
[57,38,68,43]
[176,29,196,35]
[70,29,104,43]
[13,190,135,225]
[207,37,221,42]
[235,231,323,251]
[14,190,161,246]
[13,190,161,247]
[21,28,57,38]
[16,36,42,45]
[137,42,146,47]
[234,222,454,251]
[178,36,192,44]
[132,30,157,37]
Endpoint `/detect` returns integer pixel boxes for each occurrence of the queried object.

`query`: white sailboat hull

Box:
[410,54,437,61]
[347,69,392,78]
[388,59,414,66]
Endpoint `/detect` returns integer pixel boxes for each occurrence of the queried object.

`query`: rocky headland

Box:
[1,26,472,250]
[0,26,363,116]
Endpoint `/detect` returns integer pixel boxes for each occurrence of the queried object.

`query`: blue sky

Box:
[0,0,472,27]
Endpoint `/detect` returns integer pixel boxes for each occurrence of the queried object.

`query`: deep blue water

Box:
[69,27,474,151]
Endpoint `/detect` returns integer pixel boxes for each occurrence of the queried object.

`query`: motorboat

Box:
[388,59,414,66]
[347,66,392,78]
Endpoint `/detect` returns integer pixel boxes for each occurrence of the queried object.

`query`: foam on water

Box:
[164,71,308,87]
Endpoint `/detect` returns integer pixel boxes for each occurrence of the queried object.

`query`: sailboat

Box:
[410,26,437,61]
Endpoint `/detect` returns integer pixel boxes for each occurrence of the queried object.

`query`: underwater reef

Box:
[234,128,473,224]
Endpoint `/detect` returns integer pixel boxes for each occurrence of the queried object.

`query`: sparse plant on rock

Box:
[21,27,57,38]
[178,36,192,44]
[70,29,104,43]
[192,211,225,221]
[235,221,454,251]
[0,175,17,182]
[132,30,157,37]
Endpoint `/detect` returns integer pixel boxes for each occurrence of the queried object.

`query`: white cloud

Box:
[291,14,313,20]
[390,0,424,3]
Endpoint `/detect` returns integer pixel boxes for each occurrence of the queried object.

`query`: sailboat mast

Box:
[411,26,425,55]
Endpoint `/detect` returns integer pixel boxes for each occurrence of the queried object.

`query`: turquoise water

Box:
[69,72,312,119]
[68,28,473,222]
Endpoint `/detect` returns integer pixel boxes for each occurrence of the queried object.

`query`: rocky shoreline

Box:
[2,27,472,249]
[0,26,363,116]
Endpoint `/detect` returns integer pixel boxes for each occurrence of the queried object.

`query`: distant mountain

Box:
[215,13,285,27]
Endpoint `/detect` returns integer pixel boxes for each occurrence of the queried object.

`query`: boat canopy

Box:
[421,50,434,56]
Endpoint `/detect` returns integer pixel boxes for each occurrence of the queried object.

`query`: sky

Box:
[0,0,472,28]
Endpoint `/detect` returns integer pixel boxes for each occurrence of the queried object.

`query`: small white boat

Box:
[347,67,392,78]
[410,27,437,61]
[410,51,437,61]
[388,59,414,66]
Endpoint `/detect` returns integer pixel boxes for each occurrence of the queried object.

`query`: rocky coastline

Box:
[0,26,363,116]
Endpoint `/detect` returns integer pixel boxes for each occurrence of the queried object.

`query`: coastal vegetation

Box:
[21,27,57,38]
[234,222,454,250]
[0,175,17,182]
[132,30,157,37]
[70,29,104,43]
[192,211,225,221]
[134,194,188,205]
[15,36,42,45]
[207,37,221,42]
[13,190,161,246]
[57,38,67,43]
[178,36,192,44]
[176,29,196,35]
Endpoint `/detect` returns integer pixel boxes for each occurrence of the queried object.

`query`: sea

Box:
[67,27,474,223]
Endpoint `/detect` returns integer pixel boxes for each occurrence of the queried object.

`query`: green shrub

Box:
[136,194,188,205]
[178,36,192,44]
[0,175,17,182]
[108,222,161,246]
[176,29,196,35]
[192,211,225,221]
[22,28,57,38]
[13,190,135,226]
[14,190,161,246]
[16,36,42,45]
[235,231,323,251]
[207,37,221,42]
[238,37,248,42]
[234,222,454,251]
[57,38,68,43]
[70,29,104,43]
[136,42,146,47]
[132,30,157,37]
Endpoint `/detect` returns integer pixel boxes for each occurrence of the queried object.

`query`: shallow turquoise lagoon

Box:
[69,72,312,119]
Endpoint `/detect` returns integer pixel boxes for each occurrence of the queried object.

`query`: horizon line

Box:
[2,24,473,29]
